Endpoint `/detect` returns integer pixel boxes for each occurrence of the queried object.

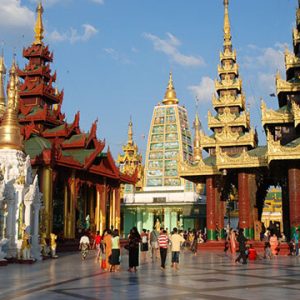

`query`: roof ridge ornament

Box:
[33,2,44,45]
[162,72,179,105]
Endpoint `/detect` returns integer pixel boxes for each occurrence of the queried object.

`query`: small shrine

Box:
[0,59,42,263]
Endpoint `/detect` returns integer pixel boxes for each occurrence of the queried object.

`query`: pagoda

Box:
[121,73,205,236]
[0,3,136,239]
[180,0,258,240]
[260,0,300,238]
[0,59,42,261]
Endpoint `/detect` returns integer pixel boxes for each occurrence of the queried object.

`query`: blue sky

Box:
[0,0,296,160]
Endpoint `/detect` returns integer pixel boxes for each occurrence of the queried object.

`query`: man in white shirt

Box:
[79,233,90,260]
[170,227,185,270]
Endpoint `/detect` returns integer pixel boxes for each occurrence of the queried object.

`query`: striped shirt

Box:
[158,234,169,248]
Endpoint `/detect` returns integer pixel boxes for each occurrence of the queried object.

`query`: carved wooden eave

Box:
[215,78,242,92]
[276,72,300,95]
[261,100,293,127]
[207,108,249,129]
[267,130,300,163]
[200,127,256,149]
[217,63,239,76]
[284,48,300,72]
[178,158,220,178]
[219,49,236,62]
[216,146,268,170]
[293,27,300,47]
[212,93,245,109]
[292,101,300,127]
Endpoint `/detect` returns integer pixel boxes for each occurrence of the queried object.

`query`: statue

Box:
[50,233,58,258]
[0,238,8,261]
[21,226,31,260]
[85,215,90,230]
[155,218,161,232]
[40,232,49,257]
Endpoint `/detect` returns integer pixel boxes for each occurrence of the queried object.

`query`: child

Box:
[264,242,272,259]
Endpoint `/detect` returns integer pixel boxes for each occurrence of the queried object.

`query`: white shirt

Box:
[80,235,90,244]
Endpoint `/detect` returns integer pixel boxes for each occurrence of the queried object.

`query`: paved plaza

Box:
[1,250,300,300]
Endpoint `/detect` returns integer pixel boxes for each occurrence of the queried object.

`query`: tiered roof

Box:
[261,0,300,163]
[180,0,257,178]
[4,3,136,184]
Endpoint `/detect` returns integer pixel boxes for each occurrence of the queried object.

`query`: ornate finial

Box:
[193,113,202,162]
[0,59,23,151]
[0,53,6,116]
[223,0,232,48]
[33,2,44,45]
[162,72,179,105]
[128,116,133,145]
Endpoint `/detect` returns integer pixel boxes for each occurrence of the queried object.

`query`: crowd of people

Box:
[78,225,300,272]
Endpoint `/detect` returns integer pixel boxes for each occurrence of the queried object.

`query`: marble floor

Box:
[1,250,300,300]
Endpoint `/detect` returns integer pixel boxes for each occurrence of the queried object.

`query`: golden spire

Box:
[0,60,23,151]
[223,0,232,48]
[162,72,179,105]
[33,2,44,45]
[0,53,6,116]
[128,117,133,145]
[193,113,202,162]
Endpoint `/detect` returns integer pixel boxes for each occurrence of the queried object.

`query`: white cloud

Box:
[143,32,205,67]
[49,24,98,43]
[242,43,285,73]
[188,76,215,103]
[90,0,104,4]
[103,48,131,64]
[0,0,34,29]
[258,72,276,93]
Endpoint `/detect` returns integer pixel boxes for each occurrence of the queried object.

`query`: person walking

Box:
[93,231,102,261]
[293,228,299,256]
[140,229,149,263]
[269,232,279,256]
[150,227,159,261]
[103,229,112,271]
[128,227,141,272]
[110,229,120,272]
[235,228,248,264]
[79,232,90,260]
[170,227,185,270]
[158,229,169,270]
[229,229,237,260]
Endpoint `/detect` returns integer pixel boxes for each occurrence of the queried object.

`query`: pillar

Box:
[281,178,290,240]
[164,208,171,232]
[171,211,178,230]
[42,167,53,236]
[137,208,142,233]
[115,188,121,230]
[63,182,68,238]
[97,184,106,234]
[238,171,252,238]
[206,176,217,240]
[88,187,95,230]
[288,166,300,235]
[95,186,100,231]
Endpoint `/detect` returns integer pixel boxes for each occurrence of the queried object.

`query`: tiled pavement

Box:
[1,250,300,300]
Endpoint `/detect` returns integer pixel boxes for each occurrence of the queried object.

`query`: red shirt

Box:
[95,235,101,245]
[158,234,169,248]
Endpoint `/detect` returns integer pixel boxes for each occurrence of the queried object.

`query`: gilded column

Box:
[115,188,121,230]
[288,166,300,235]
[206,176,217,241]
[68,171,76,239]
[238,171,251,238]
[88,188,95,228]
[98,184,106,234]
[63,182,68,237]
[42,167,53,236]
[95,186,100,231]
